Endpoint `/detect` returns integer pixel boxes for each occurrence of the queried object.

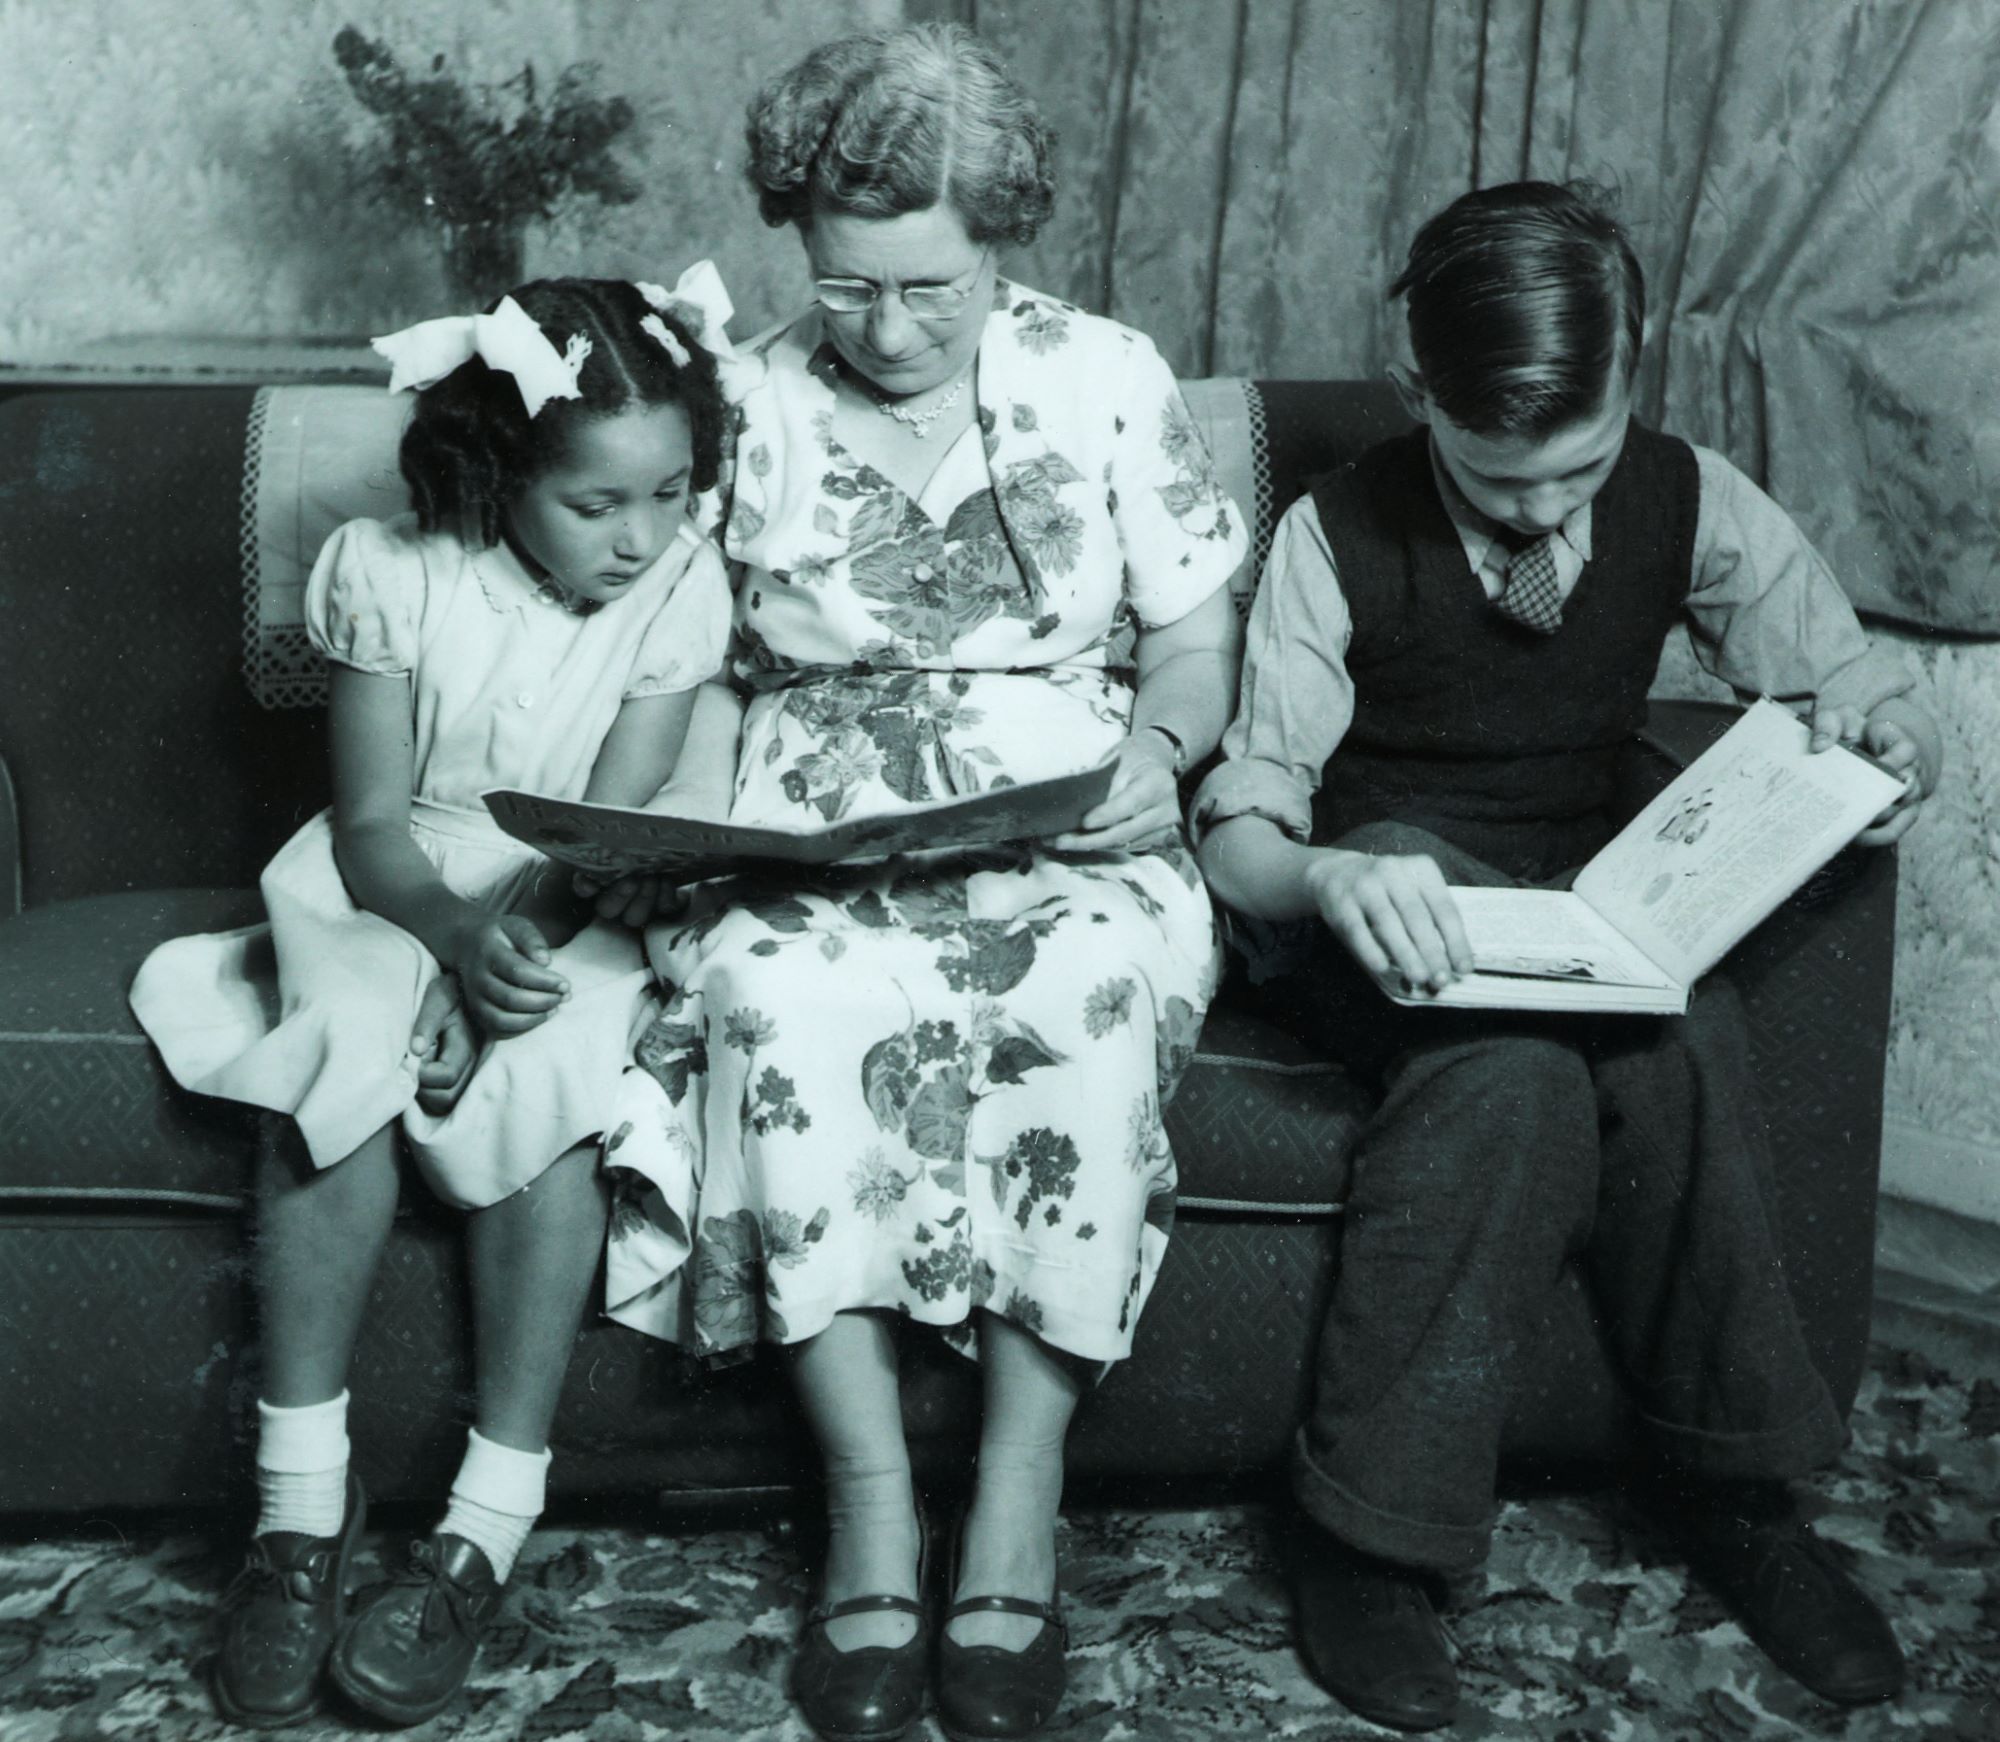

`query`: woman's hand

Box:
[1046,731,1184,852]
[572,870,693,929]
[1306,847,1472,995]
[449,916,568,1037]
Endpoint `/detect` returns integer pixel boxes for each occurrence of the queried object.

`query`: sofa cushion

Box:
[0,890,263,1203]
[0,888,1365,1216]
[0,390,330,906]
[1164,997,1365,1211]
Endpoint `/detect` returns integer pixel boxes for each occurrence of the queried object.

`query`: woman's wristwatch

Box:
[1143,722,1189,778]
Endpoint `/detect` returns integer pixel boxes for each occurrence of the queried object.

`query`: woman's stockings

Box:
[951,1311,1085,1650]
[790,1311,922,1651]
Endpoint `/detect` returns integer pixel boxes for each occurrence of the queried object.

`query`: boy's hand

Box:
[451,915,567,1036]
[1305,848,1472,994]
[573,870,692,928]
[409,974,477,1114]
[1809,697,1939,848]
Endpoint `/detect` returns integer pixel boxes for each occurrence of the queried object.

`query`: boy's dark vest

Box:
[1306,423,1697,870]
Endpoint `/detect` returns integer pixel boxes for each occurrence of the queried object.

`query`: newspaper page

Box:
[483,761,1118,881]
[1574,698,1904,986]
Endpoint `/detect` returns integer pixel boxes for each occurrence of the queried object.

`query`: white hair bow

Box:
[371,296,591,419]
[633,260,764,400]
[635,260,734,355]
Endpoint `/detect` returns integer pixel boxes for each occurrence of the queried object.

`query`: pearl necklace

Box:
[872,372,969,439]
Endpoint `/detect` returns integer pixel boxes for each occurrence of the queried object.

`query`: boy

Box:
[1194,182,1940,1733]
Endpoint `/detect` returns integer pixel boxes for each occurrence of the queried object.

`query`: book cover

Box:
[483,760,1119,883]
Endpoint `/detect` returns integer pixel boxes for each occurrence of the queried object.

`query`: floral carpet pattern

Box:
[4,1349,1995,1741]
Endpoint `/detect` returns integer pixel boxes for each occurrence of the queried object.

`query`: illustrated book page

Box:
[1373,700,1906,1014]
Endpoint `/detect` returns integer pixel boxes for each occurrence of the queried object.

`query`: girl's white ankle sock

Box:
[437,1428,550,1584]
[253,1391,351,1538]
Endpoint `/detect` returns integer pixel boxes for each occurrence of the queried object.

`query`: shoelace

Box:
[226,1542,331,1608]
[394,1539,485,1642]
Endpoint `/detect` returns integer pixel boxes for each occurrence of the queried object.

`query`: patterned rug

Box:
[4,1347,1995,1741]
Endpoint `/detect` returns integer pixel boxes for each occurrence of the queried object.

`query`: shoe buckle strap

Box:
[810,1592,926,1624]
[946,1593,1064,1636]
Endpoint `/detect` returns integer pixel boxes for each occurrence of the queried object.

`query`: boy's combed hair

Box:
[745,23,1057,246]
[399,278,728,549]
[1390,180,1646,438]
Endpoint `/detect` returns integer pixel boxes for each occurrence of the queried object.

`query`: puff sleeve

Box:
[623,534,736,700]
[303,518,423,676]
[1108,334,1248,628]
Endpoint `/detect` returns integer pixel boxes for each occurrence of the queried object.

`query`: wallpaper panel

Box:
[0,0,897,358]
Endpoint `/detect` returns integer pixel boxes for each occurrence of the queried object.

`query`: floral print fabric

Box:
[602,284,1245,1364]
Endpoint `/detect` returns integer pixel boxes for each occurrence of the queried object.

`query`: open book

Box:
[483,761,1118,883]
[1376,699,1907,1014]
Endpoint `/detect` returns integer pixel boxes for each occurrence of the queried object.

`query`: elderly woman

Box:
[606,25,1244,1742]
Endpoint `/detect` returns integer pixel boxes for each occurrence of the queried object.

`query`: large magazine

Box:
[1373,699,1907,1014]
[483,761,1119,883]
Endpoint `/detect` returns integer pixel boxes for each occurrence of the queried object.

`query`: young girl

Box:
[129,272,735,1730]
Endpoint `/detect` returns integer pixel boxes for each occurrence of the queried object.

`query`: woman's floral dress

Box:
[602,283,1246,1365]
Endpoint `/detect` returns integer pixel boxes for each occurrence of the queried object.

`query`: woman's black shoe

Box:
[935,1591,1067,1742]
[793,1500,932,1742]
[794,1591,931,1742]
[327,1533,505,1727]
[1288,1522,1457,1733]
[211,1472,367,1729]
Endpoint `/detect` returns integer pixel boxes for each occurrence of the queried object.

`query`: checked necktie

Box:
[1492,530,1564,635]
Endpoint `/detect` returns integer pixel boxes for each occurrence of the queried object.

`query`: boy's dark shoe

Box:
[1668,1481,1904,1705]
[329,1533,505,1727]
[212,1472,367,1728]
[1289,1520,1458,1732]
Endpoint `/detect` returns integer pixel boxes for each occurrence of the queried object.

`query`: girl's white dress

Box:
[129,513,731,1208]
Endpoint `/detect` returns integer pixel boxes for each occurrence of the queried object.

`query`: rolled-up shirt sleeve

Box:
[1190,497,1356,845]
[1684,445,1915,715]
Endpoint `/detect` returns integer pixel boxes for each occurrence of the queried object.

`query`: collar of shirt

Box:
[1426,438,1594,601]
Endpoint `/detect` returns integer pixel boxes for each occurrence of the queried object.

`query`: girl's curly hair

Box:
[745,24,1056,246]
[398,278,728,549]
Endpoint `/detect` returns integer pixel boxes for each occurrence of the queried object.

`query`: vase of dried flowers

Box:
[440,222,527,311]
[333,26,641,308]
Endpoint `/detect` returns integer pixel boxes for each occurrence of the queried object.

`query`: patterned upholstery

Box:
[0,382,1896,1512]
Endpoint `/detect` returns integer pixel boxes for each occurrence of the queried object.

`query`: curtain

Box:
[931,0,2000,632]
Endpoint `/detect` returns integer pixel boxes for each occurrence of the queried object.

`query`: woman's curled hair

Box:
[746,24,1056,246]
[398,278,728,549]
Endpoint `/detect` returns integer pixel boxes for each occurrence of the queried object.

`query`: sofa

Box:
[0,373,1898,1515]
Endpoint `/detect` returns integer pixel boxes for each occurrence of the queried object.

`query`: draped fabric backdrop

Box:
[929,0,2000,633]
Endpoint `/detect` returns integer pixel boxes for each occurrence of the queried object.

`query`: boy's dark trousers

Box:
[1270,820,1846,1575]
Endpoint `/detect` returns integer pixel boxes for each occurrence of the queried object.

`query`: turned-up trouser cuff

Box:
[1277,823,1844,1575]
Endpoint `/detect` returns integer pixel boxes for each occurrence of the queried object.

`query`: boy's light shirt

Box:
[1194,436,1916,846]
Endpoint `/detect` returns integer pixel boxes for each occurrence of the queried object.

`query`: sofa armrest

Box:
[0,753,20,919]
[1628,700,1895,1417]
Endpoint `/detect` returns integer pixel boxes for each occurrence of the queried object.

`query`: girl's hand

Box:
[1306,847,1472,995]
[572,870,693,929]
[451,916,568,1036]
[1045,732,1183,853]
[409,975,478,1115]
